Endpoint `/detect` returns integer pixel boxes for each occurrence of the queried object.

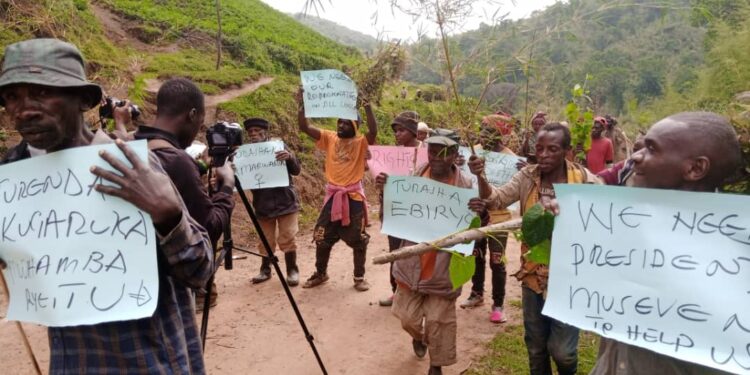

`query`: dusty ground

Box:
[0,213,523,375]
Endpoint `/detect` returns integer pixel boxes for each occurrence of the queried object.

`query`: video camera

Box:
[99,97,141,119]
[206,121,243,167]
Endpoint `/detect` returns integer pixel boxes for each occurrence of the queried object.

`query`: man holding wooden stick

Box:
[468,122,599,375]
[380,129,473,375]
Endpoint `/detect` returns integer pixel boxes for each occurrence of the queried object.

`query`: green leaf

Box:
[526,239,551,265]
[521,203,554,247]
[469,216,481,229]
[449,252,476,290]
[571,84,583,98]
[462,215,482,244]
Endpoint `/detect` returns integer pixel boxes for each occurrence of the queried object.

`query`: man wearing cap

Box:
[585,116,614,174]
[377,111,420,306]
[295,88,377,291]
[0,38,213,374]
[244,117,302,286]
[384,128,473,375]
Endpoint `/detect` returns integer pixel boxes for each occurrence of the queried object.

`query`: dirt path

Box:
[90,3,180,53]
[144,77,275,124]
[0,214,523,375]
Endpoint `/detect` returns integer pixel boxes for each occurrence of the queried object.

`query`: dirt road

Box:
[0,217,524,375]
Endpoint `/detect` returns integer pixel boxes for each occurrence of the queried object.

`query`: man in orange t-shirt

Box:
[295,88,378,291]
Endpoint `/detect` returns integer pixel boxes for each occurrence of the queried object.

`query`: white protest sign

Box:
[0,140,158,327]
[234,140,289,189]
[382,176,478,254]
[458,146,524,187]
[300,69,358,120]
[543,184,750,374]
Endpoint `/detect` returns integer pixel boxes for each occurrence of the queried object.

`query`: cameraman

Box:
[127,78,236,307]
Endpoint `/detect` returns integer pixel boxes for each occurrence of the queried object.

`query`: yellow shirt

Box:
[316,130,369,201]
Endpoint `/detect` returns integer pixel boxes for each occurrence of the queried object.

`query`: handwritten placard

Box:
[458,147,523,187]
[234,140,289,190]
[300,69,358,120]
[0,140,158,327]
[368,146,419,177]
[543,184,750,374]
[382,176,478,255]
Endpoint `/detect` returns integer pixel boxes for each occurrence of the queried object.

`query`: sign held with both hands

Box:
[543,184,750,374]
[234,140,290,190]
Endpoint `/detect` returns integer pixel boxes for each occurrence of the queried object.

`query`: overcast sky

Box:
[261,0,561,42]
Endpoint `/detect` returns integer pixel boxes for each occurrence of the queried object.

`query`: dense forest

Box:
[404,0,704,119]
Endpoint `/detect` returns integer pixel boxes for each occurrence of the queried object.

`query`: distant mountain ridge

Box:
[292,13,378,52]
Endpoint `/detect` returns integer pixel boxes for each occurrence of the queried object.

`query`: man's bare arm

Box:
[296,87,321,140]
[363,101,377,145]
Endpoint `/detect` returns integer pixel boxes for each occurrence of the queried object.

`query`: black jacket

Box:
[134,126,234,246]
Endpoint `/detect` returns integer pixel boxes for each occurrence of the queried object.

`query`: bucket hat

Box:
[0,38,102,108]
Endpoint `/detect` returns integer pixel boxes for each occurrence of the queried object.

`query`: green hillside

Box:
[1,0,360,128]
[292,13,379,52]
[405,0,705,119]
[0,0,365,205]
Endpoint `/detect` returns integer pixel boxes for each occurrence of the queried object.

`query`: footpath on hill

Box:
[0,212,525,374]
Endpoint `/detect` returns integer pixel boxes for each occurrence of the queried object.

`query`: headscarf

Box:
[483,112,514,136]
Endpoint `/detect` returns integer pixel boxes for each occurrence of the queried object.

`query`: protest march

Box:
[1,2,750,375]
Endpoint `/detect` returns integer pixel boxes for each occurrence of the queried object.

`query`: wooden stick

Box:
[373,218,522,265]
[0,272,42,375]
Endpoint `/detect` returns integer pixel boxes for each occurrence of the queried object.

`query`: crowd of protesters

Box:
[0,38,743,375]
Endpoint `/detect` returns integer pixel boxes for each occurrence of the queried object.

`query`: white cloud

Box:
[261,0,561,42]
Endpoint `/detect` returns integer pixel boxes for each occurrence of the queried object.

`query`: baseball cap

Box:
[424,128,460,147]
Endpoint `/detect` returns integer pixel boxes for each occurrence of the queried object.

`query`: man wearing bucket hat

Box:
[388,128,474,375]
[295,87,377,291]
[391,110,420,148]
[0,39,213,374]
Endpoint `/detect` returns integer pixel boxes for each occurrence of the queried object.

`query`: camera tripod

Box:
[200,175,328,375]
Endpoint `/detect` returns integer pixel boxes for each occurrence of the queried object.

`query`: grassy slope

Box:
[101,0,359,74]
[1,0,361,206]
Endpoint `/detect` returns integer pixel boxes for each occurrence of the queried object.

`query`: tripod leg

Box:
[200,276,214,351]
[234,176,328,375]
